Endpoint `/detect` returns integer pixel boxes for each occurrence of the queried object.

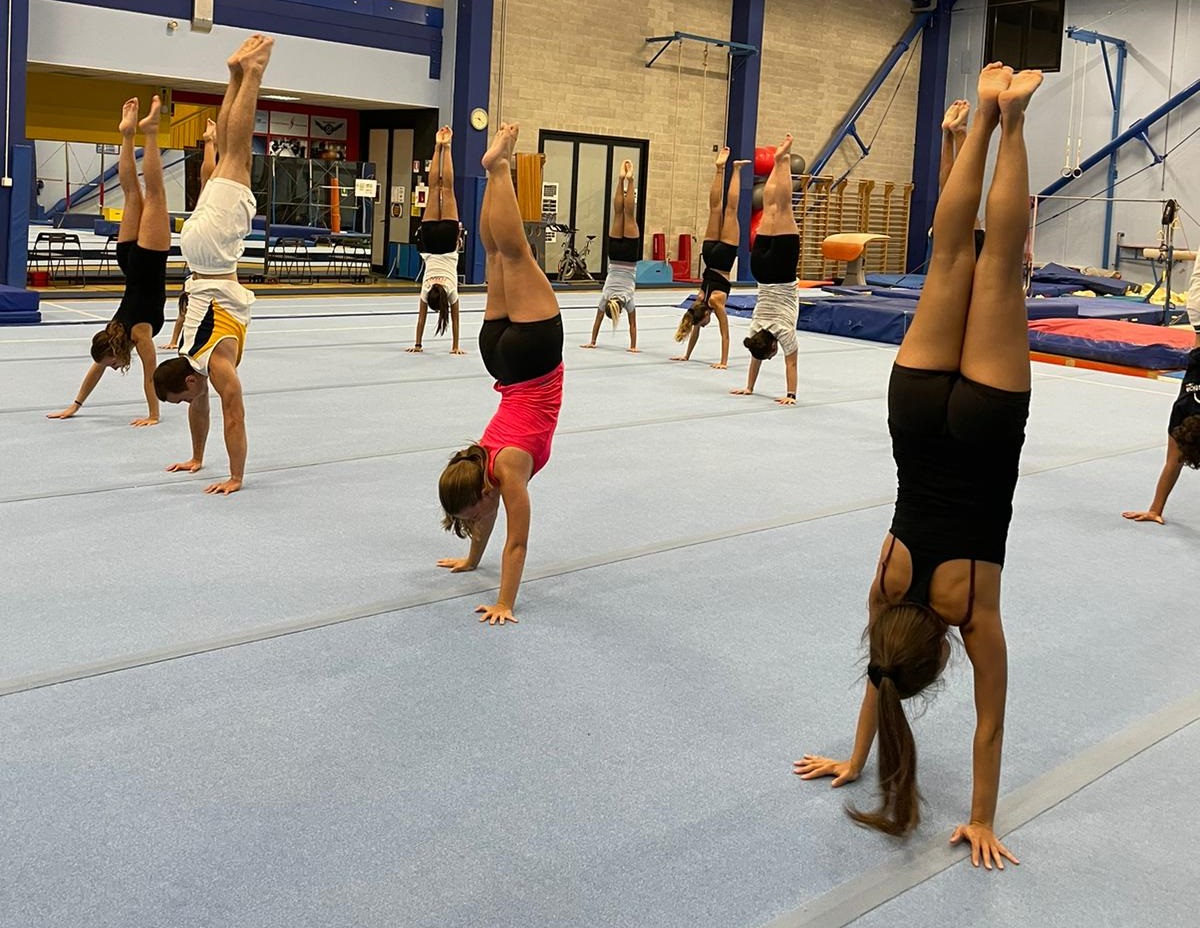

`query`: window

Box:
[984,0,1065,72]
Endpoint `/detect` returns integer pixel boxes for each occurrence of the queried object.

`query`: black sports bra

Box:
[701,266,731,300]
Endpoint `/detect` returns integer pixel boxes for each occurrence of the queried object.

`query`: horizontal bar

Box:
[644,31,758,55]
[1038,195,1172,202]
[1066,25,1126,47]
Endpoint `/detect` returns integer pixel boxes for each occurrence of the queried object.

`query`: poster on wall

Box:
[269,111,309,137]
[310,116,348,141]
[254,110,269,134]
[269,137,308,158]
[310,140,347,161]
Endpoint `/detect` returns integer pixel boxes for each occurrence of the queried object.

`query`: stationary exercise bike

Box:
[551,224,595,282]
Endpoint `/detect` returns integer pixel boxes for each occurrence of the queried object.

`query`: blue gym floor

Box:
[2,290,1197,927]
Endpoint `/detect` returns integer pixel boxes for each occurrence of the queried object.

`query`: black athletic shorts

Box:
[888,364,1030,566]
[702,239,737,273]
[113,241,169,336]
[750,233,800,284]
[479,314,564,385]
[419,219,459,255]
[608,236,639,264]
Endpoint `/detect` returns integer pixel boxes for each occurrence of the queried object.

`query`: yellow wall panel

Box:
[27,73,173,143]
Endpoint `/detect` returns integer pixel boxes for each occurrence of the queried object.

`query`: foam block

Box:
[634,260,673,284]
[0,284,42,324]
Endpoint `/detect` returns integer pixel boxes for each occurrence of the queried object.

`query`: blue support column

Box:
[727,0,763,283]
[1,0,31,288]
[907,0,956,273]
[450,0,492,285]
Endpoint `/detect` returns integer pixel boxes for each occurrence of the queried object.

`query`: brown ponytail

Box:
[847,601,947,836]
[439,444,488,537]
[427,284,451,337]
[91,320,133,370]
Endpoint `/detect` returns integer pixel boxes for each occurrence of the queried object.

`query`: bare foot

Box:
[118,98,139,137]
[138,95,161,134]
[715,146,730,168]
[437,125,452,146]
[481,123,518,172]
[580,342,596,349]
[242,35,274,72]
[227,35,263,72]
[203,119,217,143]
[775,134,793,162]
[977,62,1013,117]
[999,70,1044,117]
[942,99,969,135]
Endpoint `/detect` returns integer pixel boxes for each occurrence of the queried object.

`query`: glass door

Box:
[538,130,649,279]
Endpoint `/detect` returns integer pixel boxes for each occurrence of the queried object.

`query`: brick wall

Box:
[489,0,920,261]
[758,0,920,185]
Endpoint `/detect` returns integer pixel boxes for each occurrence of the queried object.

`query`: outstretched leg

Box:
[610,165,627,239]
[479,162,507,322]
[704,148,729,242]
[213,35,273,188]
[200,118,218,193]
[434,126,458,221]
[959,70,1042,392]
[719,159,751,246]
[621,161,640,239]
[758,135,797,236]
[481,124,558,324]
[897,63,1010,372]
[938,100,969,196]
[116,99,143,245]
[424,129,446,221]
[136,95,171,252]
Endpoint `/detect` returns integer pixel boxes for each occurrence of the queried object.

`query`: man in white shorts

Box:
[154,34,273,495]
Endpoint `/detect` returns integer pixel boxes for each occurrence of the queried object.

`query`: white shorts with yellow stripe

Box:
[181,278,256,375]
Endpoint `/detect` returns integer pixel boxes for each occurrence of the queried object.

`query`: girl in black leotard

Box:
[671,148,750,369]
[48,97,171,428]
[408,125,465,356]
[1122,318,1200,525]
[796,64,1044,872]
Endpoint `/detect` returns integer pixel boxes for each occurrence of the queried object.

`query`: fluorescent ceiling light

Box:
[261,94,301,102]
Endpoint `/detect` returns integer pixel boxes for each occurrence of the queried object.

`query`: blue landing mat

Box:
[728,293,1164,350]
[865,272,1118,299]
[865,272,925,289]
[1072,295,1164,324]
[1033,261,1132,297]
[0,284,41,325]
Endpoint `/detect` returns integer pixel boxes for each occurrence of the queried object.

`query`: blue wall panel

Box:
[2,0,31,288]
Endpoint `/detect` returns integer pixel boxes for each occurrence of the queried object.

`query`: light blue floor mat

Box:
[1,291,1197,927]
